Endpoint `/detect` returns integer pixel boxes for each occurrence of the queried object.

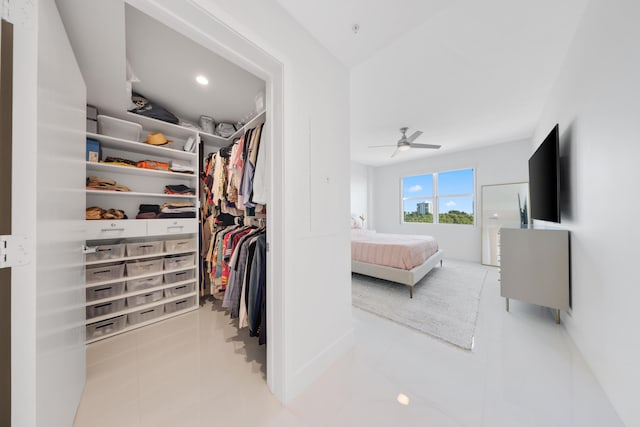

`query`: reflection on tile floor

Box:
[74,264,624,427]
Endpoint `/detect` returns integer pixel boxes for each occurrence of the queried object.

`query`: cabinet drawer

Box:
[147,219,197,236]
[86,220,147,240]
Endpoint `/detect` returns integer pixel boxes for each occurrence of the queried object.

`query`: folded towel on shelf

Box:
[164,184,195,195]
[86,176,131,192]
[137,160,169,171]
[102,157,137,167]
[86,206,103,220]
[135,212,158,219]
[102,208,127,220]
[157,212,197,219]
[86,206,128,220]
[138,204,160,214]
[160,206,197,213]
[161,202,195,209]
[170,160,195,173]
[159,202,197,215]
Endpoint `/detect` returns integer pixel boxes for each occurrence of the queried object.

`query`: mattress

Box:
[351,229,439,270]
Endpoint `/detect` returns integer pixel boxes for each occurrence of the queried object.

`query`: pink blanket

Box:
[351,230,439,270]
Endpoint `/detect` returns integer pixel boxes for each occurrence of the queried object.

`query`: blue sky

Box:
[402,169,474,214]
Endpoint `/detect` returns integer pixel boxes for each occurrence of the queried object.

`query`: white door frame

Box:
[125,0,288,400]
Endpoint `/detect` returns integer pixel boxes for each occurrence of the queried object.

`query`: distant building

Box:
[417,202,431,215]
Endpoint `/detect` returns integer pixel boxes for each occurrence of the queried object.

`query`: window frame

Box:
[400,167,476,226]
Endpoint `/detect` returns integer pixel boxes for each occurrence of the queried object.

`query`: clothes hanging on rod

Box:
[199,121,268,344]
[200,122,266,220]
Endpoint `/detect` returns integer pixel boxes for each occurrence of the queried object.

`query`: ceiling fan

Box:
[369,127,441,157]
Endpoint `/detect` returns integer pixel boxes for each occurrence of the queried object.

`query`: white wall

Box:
[350,161,369,223]
[533,0,640,424]
[8,0,38,424]
[188,0,355,401]
[372,140,530,262]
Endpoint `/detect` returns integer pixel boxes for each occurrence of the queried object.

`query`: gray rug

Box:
[351,260,488,350]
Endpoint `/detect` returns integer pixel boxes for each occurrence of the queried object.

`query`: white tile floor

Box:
[74,264,624,427]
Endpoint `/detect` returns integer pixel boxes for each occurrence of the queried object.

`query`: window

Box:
[401,168,475,225]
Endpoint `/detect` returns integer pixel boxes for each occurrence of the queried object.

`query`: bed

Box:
[350,228,444,298]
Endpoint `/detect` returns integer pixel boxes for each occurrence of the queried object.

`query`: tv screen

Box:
[529,124,560,223]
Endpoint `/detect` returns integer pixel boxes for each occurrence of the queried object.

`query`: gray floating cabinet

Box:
[499,227,570,321]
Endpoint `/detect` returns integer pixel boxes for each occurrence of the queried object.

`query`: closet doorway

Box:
[56,0,286,405]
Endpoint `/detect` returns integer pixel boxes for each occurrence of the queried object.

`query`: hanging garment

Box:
[252,121,268,205]
[248,234,267,337]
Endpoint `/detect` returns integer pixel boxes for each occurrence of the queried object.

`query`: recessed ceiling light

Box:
[397,393,410,406]
[196,75,209,86]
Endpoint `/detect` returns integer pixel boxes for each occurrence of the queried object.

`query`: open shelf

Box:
[86,189,196,200]
[85,112,202,342]
[87,132,197,161]
[200,110,266,147]
[124,112,199,141]
[86,161,197,180]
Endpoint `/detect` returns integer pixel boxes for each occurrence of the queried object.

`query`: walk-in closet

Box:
[54,0,272,416]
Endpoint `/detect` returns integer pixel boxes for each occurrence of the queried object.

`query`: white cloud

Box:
[408,185,422,193]
[445,201,456,207]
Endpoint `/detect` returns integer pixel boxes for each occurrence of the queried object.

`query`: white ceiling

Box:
[275,0,453,67]
[126,5,265,125]
[57,0,264,127]
[276,0,590,166]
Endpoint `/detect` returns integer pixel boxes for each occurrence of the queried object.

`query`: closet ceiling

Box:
[57,0,264,127]
[276,0,590,165]
[125,5,265,125]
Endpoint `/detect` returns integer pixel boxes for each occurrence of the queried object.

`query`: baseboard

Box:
[284,327,355,402]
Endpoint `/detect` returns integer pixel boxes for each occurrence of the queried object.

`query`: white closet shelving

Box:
[199,109,266,148]
[84,114,200,343]
[84,109,267,343]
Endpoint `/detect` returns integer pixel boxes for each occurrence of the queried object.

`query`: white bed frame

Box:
[351,249,444,298]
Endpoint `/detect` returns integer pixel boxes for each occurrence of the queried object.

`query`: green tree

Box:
[403,212,433,223]
[439,210,474,224]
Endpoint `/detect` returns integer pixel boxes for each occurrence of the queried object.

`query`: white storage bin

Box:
[164,269,195,284]
[86,263,125,284]
[164,282,195,297]
[128,304,164,325]
[126,289,163,307]
[164,296,196,314]
[126,258,163,277]
[126,274,163,292]
[164,254,194,271]
[86,298,126,319]
[86,243,125,262]
[126,241,163,257]
[86,315,126,340]
[86,281,125,302]
[165,238,196,253]
[98,115,142,141]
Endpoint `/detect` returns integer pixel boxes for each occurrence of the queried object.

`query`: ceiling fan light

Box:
[398,144,411,152]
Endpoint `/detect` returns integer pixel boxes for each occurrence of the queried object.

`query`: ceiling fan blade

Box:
[390,148,400,158]
[409,143,441,149]
[405,130,423,143]
[368,144,397,148]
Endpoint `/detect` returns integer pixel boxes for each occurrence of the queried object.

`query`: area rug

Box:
[351,260,488,350]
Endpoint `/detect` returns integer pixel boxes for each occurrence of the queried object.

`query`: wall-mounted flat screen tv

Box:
[529,124,560,223]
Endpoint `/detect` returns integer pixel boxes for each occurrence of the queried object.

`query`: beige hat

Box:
[144,132,172,146]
